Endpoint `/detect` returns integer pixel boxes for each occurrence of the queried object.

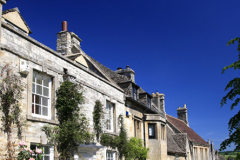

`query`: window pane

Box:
[32,104,34,113]
[42,107,48,116]
[32,73,35,82]
[36,85,42,95]
[44,156,50,160]
[30,144,36,150]
[36,75,42,85]
[43,88,49,97]
[42,97,48,106]
[32,94,34,103]
[44,146,50,154]
[43,78,49,87]
[35,105,41,114]
[32,84,35,93]
[35,95,41,105]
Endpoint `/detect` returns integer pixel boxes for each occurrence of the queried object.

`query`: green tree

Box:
[220,37,240,151]
[42,80,93,159]
[236,152,240,160]
[0,64,25,159]
[126,137,149,160]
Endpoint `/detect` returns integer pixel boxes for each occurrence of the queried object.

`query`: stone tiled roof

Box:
[3,7,32,34]
[86,55,129,84]
[166,114,208,145]
[166,126,185,155]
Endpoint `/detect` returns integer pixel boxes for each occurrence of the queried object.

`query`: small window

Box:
[161,124,165,140]
[32,72,52,119]
[132,86,137,100]
[148,124,156,139]
[106,151,116,160]
[30,144,54,160]
[134,120,141,138]
[147,96,151,108]
[106,101,115,132]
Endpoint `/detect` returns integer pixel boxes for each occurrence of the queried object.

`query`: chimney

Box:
[57,21,82,56]
[115,65,135,82]
[177,104,189,126]
[152,92,165,113]
[62,21,67,31]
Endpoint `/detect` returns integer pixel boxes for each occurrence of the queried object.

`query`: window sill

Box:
[27,115,59,125]
[104,130,118,136]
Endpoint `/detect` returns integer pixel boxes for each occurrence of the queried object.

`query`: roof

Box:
[3,7,32,34]
[166,125,185,156]
[166,114,208,145]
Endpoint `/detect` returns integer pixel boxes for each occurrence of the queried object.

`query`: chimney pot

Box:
[62,21,67,31]
[117,67,122,70]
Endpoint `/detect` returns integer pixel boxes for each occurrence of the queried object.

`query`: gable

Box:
[75,55,89,68]
[2,8,31,34]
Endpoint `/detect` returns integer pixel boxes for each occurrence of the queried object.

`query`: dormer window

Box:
[132,86,137,100]
[147,96,151,108]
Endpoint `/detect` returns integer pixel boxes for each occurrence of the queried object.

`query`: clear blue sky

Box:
[5,0,240,151]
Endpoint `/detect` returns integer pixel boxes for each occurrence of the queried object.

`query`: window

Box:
[147,96,151,108]
[148,124,156,139]
[30,144,54,160]
[32,72,52,119]
[132,86,137,100]
[134,120,141,138]
[161,124,165,140]
[106,101,115,132]
[106,151,115,160]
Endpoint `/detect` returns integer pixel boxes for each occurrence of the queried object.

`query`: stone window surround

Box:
[32,71,52,120]
[27,68,58,124]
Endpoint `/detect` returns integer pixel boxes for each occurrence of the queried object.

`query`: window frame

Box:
[32,71,52,120]
[147,96,151,108]
[106,150,116,160]
[30,143,54,160]
[148,123,156,139]
[132,86,137,100]
[106,101,115,132]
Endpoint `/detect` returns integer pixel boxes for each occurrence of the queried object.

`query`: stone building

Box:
[0,1,219,160]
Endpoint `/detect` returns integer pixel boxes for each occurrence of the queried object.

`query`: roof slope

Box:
[167,114,208,145]
[166,125,185,155]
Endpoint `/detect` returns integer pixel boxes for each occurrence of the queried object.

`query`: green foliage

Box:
[236,152,240,160]
[93,100,104,141]
[125,137,149,160]
[100,114,149,160]
[0,64,25,159]
[42,80,93,159]
[220,37,240,152]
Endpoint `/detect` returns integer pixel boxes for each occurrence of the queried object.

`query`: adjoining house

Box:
[0,1,220,160]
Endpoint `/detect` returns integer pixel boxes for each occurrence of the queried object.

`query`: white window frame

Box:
[106,101,114,132]
[106,150,116,160]
[32,71,52,119]
[30,143,54,160]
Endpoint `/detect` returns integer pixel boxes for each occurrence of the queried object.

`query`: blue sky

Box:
[5,0,240,151]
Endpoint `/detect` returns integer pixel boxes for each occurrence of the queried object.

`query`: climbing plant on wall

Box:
[0,64,26,160]
[100,114,149,160]
[42,80,94,159]
[93,100,104,141]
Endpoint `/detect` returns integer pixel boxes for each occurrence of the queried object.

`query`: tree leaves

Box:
[220,37,240,151]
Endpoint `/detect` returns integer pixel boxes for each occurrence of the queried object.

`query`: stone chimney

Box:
[57,21,82,56]
[152,92,165,113]
[177,104,189,126]
[115,65,135,82]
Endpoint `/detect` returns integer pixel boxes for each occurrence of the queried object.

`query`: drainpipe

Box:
[143,113,146,147]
